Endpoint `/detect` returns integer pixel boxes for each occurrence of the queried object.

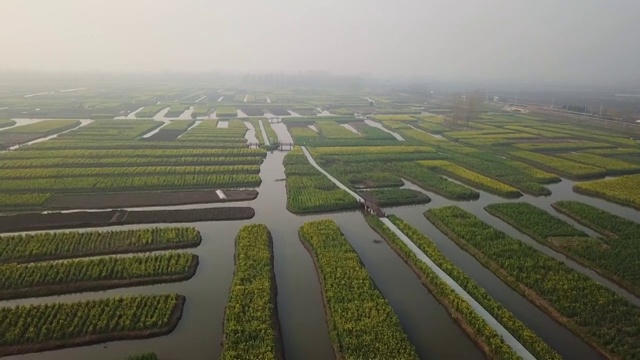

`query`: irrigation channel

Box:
[5,125,639,360]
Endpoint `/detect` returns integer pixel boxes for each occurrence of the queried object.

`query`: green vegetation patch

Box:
[220,224,281,360]
[299,219,419,359]
[366,215,560,360]
[573,174,640,209]
[0,294,184,357]
[0,227,201,263]
[0,252,197,300]
[426,206,640,360]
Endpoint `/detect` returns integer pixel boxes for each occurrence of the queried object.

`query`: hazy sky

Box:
[1,0,638,84]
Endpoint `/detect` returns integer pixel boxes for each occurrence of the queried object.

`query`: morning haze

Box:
[1,0,638,85]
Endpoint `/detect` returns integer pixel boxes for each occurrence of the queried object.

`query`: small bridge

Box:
[268,117,282,123]
[278,142,294,150]
[360,199,385,217]
[248,142,260,149]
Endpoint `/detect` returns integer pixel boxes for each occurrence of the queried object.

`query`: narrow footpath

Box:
[300,146,536,360]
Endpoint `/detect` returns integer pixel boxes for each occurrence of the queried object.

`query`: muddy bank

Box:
[0,295,186,357]
[0,207,255,233]
[46,190,258,210]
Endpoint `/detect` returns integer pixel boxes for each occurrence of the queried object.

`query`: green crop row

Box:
[25,140,247,150]
[367,215,560,360]
[448,154,552,196]
[220,224,281,360]
[351,122,396,140]
[159,120,195,131]
[0,156,265,169]
[299,219,419,359]
[510,151,607,179]
[284,149,358,213]
[419,160,522,198]
[191,106,211,118]
[324,162,403,188]
[485,203,586,241]
[215,106,237,117]
[390,162,479,200]
[557,152,640,174]
[358,188,429,206]
[1,120,79,134]
[514,141,614,152]
[134,105,169,118]
[0,173,261,193]
[59,120,162,140]
[164,105,189,118]
[0,227,201,263]
[316,120,360,139]
[426,206,640,359]
[0,165,260,180]
[1,147,265,159]
[0,294,183,354]
[311,145,434,156]
[574,174,640,209]
[0,252,197,300]
[0,193,52,208]
[551,201,640,296]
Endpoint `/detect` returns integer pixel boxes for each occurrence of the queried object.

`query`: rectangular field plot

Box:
[0,120,80,149]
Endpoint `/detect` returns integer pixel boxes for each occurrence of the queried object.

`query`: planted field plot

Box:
[324,162,404,188]
[289,121,403,147]
[367,215,560,360]
[0,294,184,357]
[135,105,168,118]
[56,120,162,141]
[426,206,640,360]
[146,120,195,141]
[164,104,189,118]
[510,151,607,179]
[0,252,198,300]
[358,188,430,206]
[447,153,555,196]
[0,120,80,149]
[0,119,16,129]
[574,174,640,209]
[136,104,169,119]
[490,202,640,296]
[269,107,290,116]
[0,207,254,233]
[179,120,247,144]
[299,219,419,359]
[0,173,261,193]
[215,106,237,117]
[557,152,640,174]
[390,162,479,200]
[371,114,417,121]
[418,160,522,198]
[220,224,282,360]
[191,105,211,118]
[0,227,201,264]
[310,145,442,163]
[514,141,615,152]
[46,189,258,210]
[240,106,264,116]
[284,148,358,213]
